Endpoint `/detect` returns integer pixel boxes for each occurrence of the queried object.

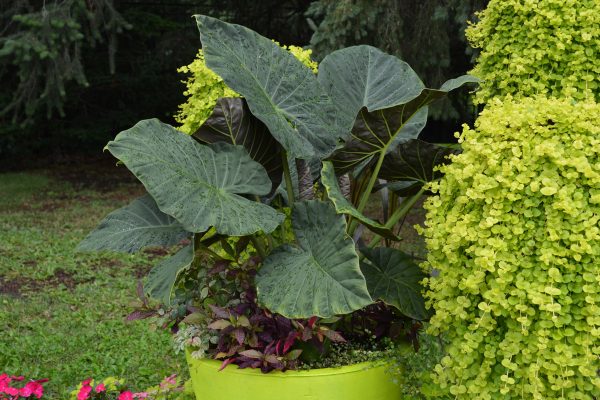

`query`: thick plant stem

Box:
[348,152,386,234]
[281,151,295,206]
[265,233,274,251]
[254,195,274,252]
[192,233,203,267]
[193,232,202,250]
[368,186,426,249]
[192,233,224,267]
[250,236,267,259]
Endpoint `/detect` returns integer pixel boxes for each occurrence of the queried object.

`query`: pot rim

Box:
[185,349,391,377]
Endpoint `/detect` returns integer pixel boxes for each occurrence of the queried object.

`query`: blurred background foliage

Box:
[0,0,488,170]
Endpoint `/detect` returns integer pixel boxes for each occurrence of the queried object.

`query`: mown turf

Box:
[0,171,186,399]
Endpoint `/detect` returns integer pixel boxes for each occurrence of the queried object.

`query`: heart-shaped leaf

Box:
[378,140,460,194]
[318,45,426,134]
[379,140,459,181]
[439,75,481,92]
[77,194,190,253]
[256,200,372,318]
[373,180,423,197]
[195,15,341,159]
[145,244,194,306]
[360,247,429,320]
[320,161,399,241]
[106,119,284,235]
[329,107,428,174]
[319,45,477,174]
[193,97,283,192]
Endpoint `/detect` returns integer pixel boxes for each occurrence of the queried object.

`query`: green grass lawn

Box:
[0,170,186,399]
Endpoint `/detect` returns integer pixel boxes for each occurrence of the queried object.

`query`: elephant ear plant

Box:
[78,16,477,371]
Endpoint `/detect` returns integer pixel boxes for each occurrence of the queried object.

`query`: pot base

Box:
[186,351,402,400]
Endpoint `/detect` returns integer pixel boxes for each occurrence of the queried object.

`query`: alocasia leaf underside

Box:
[360,247,429,320]
[319,45,478,174]
[377,139,460,195]
[193,97,283,192]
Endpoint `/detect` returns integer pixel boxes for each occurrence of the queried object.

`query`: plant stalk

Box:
[193,232,203,250]
[348,151,386,234]
[281,151,295,206]
[250,235,267,259]
[367,186,426,249]
[254,195,274,252]
[192,233,203,267]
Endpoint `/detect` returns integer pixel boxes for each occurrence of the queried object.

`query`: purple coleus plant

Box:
[207,293,345,372]
[127,253,347,373]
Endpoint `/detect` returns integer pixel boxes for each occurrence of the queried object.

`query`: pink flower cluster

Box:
[76,379,147,400]
[1,373,182,400]
[156,374,175,390]
[0,374,47,399]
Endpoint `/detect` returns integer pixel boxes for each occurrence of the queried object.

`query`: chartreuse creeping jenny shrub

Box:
[79,15,478,374]
[467,0,600,105]
[421,96,600,399]
[175,45,317,134]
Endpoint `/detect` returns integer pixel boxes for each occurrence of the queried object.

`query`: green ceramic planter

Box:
[185,350,401,400]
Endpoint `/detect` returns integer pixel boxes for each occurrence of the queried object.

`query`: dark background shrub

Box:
[0,0,488,170]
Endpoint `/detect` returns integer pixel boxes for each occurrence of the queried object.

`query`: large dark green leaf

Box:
[77,194,189,253]
[328,73,475,175]
[145,244,194,306]
[377,140,460,195]
[256,200,372,318]
[193,97,283,192]
[374,180,423,197]
[439,75,482,92]
[329,107,428,174]
[320,45,478,174]
[380,141,460,180]
[106,119,284,235]
[360,247,429,320]
[320,161,398,241]
[195,15,341,159]
[318,45,425,134]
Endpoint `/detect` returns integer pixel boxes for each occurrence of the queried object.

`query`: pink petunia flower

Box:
[19,383,34,397]
[94,383,105,393]
[118,391,134,400]
[162,374,177,386]
[81,379,92,386]
[133,393,148,399]
[29,381,45,399]
[0,373,10,393]
[77,384,92,400]
[0,375,47,399]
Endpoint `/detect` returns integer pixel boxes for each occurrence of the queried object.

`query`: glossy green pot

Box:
[185,351,401,400]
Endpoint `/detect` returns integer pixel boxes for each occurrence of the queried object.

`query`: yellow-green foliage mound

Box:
[175,45,317,134]
[421,97,600,399]
[467,0,600,105]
